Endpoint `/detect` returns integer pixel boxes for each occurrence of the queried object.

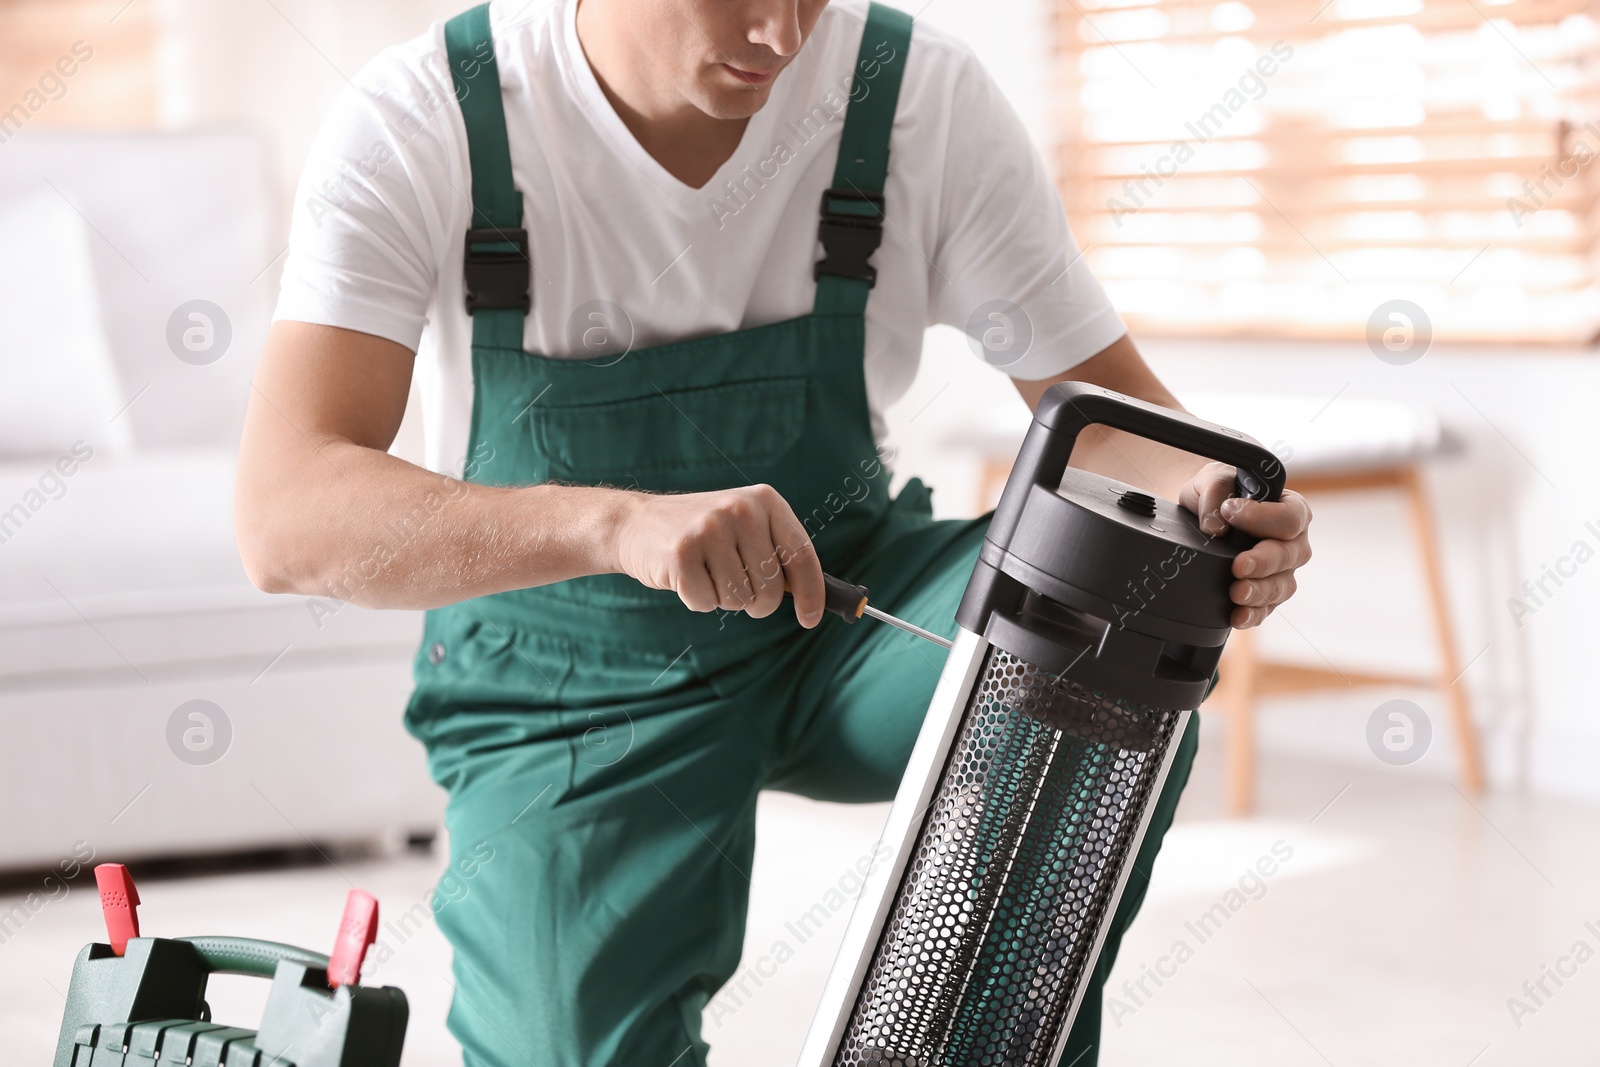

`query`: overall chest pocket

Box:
[529,376,810,491]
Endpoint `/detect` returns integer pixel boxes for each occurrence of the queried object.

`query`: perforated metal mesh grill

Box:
[833,646,1181,1067]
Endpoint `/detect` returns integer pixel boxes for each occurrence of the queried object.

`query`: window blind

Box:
[1052,0,1599,342]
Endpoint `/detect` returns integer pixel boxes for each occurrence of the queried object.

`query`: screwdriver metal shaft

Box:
[860,602,954,649]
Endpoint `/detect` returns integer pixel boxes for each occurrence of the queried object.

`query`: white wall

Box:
[154,0,463,207]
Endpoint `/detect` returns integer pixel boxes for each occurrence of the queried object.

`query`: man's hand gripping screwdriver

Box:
[785,572,954,649]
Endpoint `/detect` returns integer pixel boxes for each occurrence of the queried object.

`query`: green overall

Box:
[404,5,1199,1064]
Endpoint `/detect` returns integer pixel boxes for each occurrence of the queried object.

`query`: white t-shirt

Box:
[274,0,1124,478]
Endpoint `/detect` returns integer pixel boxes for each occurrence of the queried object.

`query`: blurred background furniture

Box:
[0,132,438,870]
[1183,393,1484,813]
[946,391,1485,816]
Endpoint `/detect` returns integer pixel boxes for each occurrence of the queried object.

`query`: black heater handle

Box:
[988,382,1287,548]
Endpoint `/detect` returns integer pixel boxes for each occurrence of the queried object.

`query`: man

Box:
[235,0,1312,1062]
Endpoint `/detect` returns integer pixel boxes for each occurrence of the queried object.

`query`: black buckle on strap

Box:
[814,188,885,288]
[463,227,531,313]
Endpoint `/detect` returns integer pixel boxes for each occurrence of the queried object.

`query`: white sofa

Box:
[0,132,440,869]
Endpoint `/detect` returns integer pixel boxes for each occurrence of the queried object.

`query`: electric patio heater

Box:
[797,382,1286,1067]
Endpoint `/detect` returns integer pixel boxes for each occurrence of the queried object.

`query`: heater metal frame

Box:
[796,626,990,1067]
[795,626,1195,1067]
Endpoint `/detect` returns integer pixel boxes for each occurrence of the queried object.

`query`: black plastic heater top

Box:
[955,383,1288,709]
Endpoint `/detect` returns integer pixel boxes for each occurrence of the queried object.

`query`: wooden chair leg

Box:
[1218,627,1259,815]
[1403,465,1485,792]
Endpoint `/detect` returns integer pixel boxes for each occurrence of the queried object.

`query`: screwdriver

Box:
[785,572,954,649]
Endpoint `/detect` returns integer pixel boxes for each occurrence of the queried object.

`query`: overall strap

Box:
[813,2,913,318]
[446,2,529,350]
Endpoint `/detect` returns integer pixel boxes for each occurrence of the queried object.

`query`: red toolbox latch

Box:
[327,889,379,987]
[94,863,140,956]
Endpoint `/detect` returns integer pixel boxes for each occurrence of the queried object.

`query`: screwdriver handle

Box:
[784,573,869,622]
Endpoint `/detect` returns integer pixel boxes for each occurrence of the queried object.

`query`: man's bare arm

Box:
[234,321,828,622]
[1010,333,1201,500]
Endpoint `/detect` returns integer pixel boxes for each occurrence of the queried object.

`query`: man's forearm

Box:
[1069,425,1208,502]
[1013,333,1208,500]
[236,439,631,610]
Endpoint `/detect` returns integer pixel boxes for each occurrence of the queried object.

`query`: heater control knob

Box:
[1115,489,1157,516]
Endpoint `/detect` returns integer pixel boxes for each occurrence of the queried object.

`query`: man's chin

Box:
[697,80,776,122]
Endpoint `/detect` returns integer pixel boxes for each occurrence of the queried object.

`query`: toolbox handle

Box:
[988,381,1287,547]
[177,936,330,979]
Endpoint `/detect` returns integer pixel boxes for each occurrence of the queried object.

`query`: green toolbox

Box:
[53,863,407,1066]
